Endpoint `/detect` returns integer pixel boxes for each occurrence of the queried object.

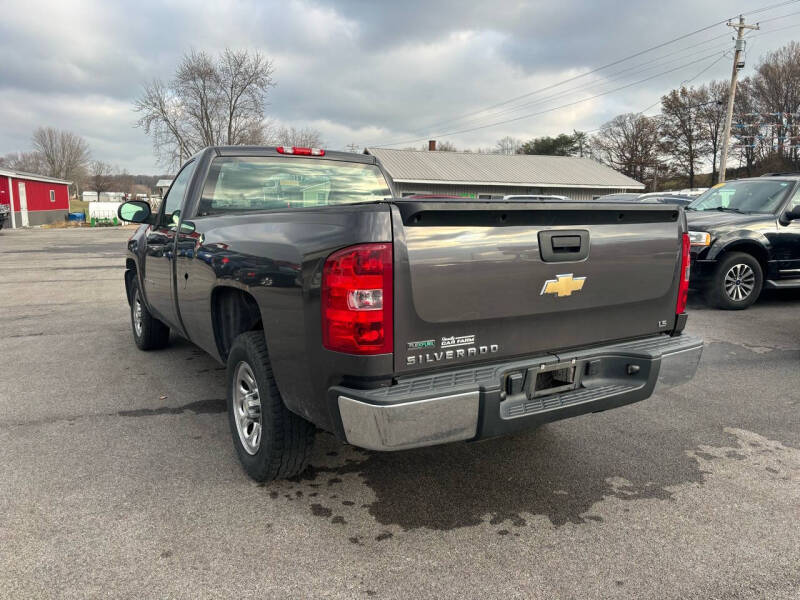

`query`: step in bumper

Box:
[332,334,702,451]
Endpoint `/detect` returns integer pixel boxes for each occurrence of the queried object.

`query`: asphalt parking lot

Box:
[1,227,799,599]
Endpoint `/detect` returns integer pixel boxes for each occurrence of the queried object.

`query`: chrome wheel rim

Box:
[133,292,144,337]
[724,263,755,301]
[233,362,262,455]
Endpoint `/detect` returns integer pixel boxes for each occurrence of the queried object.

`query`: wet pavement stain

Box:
[287,421,707,530]
[264,337,800,535]
[586,515,604,522]
[310,504,332,518]
[117,398,225,417]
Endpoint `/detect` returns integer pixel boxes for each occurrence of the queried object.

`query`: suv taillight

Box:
[676,233,690,314]
[322,243,393,355]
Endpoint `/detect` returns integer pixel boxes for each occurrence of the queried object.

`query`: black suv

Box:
[686,174,800,309]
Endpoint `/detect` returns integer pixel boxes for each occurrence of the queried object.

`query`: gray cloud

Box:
[0,0,797,173]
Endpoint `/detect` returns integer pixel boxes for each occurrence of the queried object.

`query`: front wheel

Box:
[227,331,315,482]
[704,252,763,310]
[129,278,170,350]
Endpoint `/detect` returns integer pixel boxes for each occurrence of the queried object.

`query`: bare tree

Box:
[697,81,728,184]
[175,49,223,148]
[270,126,324,148]
[733,78,762,176]
[116,169,136,198]
[0,151,46,173]
[135,48,275,169]
[495,136,521,154]
[752,41,800,166]
[591,113,660,183]
[660,86,708,188]
[31,126,90,194]
[89,160,115,195]
[219,48,275,146]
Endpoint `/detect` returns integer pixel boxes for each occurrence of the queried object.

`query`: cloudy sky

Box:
[1,0,799,173]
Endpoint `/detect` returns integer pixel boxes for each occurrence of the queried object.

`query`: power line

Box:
[397,25,734,138]
[752,8,800,23]
[749,18,800,36]
[364,0,800,149]
[381,0,800,142]
[585,52,732,135]
[450,38,735,130]
[742,0,800,17]
[376,45,732,147]
[589,16,800,134]
[374,52,729,147]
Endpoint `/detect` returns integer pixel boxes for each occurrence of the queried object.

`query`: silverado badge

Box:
[541,273,586,297]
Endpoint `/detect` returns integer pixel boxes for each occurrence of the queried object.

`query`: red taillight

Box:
[276,146,325,156]
[322,243,393,355]
[676,233,690,314]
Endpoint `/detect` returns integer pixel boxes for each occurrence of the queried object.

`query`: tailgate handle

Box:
[551,235,582,251]
[538,230,590,262]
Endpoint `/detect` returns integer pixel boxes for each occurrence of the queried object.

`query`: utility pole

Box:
[346,143,360,153]
[719,15,759,183]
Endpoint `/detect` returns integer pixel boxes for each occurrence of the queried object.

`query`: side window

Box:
[161,160,196,223]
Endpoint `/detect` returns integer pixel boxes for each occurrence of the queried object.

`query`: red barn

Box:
[0,169,71,227]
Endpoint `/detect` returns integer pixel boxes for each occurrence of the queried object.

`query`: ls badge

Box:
[541,273,586,297]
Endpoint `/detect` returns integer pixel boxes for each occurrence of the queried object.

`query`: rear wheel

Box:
[129,278,170,350]
[227,331,315,482]
[704,252,763,310]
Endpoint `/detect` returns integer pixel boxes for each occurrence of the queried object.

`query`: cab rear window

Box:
[197,156,391,215]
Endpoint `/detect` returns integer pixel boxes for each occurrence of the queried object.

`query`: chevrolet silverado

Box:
[118,146,702,481]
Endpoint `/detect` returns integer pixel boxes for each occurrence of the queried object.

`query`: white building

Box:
[82,191,126,202]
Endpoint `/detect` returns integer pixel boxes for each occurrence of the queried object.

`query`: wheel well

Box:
[124,259,137,305]
[211,287,264,361]
[717,242,769,273]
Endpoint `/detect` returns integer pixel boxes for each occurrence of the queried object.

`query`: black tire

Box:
[704,251,763,310]
[129,277,170,350]
[227,331,315,482]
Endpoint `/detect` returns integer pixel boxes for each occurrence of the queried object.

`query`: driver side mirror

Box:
[780,206,800,226]
[118,200,152,224]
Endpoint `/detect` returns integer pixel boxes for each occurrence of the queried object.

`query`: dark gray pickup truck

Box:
[118,146,702,481]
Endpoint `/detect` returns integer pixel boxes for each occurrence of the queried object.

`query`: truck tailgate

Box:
[391,200,685,374]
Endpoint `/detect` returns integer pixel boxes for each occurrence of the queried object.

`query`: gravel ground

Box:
[1,227,798,599]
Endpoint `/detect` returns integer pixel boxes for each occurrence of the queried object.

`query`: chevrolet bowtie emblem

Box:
[540,273,586,297]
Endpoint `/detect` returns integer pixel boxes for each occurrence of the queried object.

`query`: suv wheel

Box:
[226,331,315,481]
[705,252,763,310]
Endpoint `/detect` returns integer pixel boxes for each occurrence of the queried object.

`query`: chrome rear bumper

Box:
[338,391,480,451]
[335,334,702,451]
